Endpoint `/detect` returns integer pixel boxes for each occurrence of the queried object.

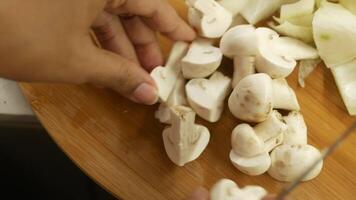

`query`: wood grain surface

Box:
[20,1,356,199]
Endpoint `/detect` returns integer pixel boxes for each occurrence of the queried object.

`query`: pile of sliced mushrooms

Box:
[151,0,356,198]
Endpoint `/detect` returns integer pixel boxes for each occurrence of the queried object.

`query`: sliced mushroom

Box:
[182,39,223,79]
[228,73,273,122]
[162,106,210,166]
[210,179,267,200]
[272,78,300,111]
[231,110,287,156]
[229,73,300,122]
[230,151,271,176]
[155,74,187,124]
[283,111,308,145]
[255,27,297,79]
[231,124,265,157]
[272,37,319,60]
[150,42,189,102]
[186,72,231,122]
[220,25,258,58]
[254,110,287,150]
[186,0,232,38]
[232,56,256,88]
[268,144,323,182]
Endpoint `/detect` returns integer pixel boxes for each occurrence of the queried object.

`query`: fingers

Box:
[106,0,196,41]
[92,12,139,63]
[79,43,158,105]
[121,16,163,71]
[186,187,210,200]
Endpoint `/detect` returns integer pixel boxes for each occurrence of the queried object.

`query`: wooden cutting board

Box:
[20,1,356,199]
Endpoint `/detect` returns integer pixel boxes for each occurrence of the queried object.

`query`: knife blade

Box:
[275,122,356,200]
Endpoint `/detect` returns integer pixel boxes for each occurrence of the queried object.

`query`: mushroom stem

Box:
[272,78,300,111]
[232,56,256,87]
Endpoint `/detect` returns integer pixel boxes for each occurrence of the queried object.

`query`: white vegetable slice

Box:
[298,58,321,88]
[210,179,267,200]
[216,0,248,16]
[230,151,271,176]
[182,39,223,79]
[331,59,356,115]
[232,56,256,87]
[240,0,285,24]
[273,14,314,27]
[280,0,315,20]
[255,28,298,78]
[162,106,210,166]
[268,144,323,182]
[269,21,313,43]
[187,0,232,38]
[155,74,187,124]
[313,2,356,67]
[186,72,231,122]
[220,25,258,58]
[283,111,308,145]
[150,42,189,102]
[272,37,319,60]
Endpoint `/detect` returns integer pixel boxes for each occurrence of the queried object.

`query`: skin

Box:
[0,1,277,199]
[0,0,196,105]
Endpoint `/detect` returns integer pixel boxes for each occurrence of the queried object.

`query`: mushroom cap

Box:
[271,78,300,111]
[186,72,231,122]
[268,144,323,182]
[230,150,271,176]
[255,28,297,78]
[283,111,308,145]
[210,179,268,200]
[182,39,223,79]
[220,25,258,58]
[231,124,265,157]
[187,0,232,38]
[228,73,273,123]
[210,179,241,200]
[163,124,210,166]
[150,42,189,102]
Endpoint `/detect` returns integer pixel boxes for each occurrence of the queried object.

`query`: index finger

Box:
[106,0,196,41]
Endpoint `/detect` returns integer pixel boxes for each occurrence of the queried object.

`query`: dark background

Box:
[0,125,117,200]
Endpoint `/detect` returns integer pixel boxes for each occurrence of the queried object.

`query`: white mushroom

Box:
[230,111,286,175]
[150,42,189,102]
[230,151,271,176]
[155,74,187,124]
[186,0,232,38]
[255,28,297,79]
[228,73,273,122]
[162,105,210,166]
[228,73,300,122]
[186,72,231,122]
[210,179,267,200]
[231,124,265,157]
[232,56,256,88]
[268,144,323,182]
[272,78,300,111]
[182,39,223,79]
[253,110,287,151]
[283,111,308,145]
[220,25,258,58]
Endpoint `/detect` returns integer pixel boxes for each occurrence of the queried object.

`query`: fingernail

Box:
[131,83,158,105]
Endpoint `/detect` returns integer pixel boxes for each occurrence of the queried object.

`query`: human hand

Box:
[0,0,195,105]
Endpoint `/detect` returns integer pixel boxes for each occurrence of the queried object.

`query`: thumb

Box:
[81,46,158,105]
